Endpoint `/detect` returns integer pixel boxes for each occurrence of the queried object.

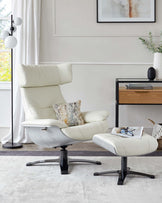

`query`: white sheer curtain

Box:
[2,0,42,144]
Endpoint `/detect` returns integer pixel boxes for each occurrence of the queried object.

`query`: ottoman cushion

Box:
[93,133,158,157]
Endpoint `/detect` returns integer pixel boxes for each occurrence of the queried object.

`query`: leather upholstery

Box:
[23,119,68,128]
[82,111,109,123]
[93,133,158,157]
[62,120,108,141]
[18,63,72,87]
[18,63,109,144]
[21,86,65,120]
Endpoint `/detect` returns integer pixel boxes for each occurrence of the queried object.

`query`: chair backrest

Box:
[18,63,72,120]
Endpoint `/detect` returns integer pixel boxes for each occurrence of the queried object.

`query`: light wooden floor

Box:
[0,142,106,151]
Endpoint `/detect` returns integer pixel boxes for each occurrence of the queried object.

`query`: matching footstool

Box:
[93,133,158,185]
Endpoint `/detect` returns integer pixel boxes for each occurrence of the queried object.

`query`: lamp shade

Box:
[4,36,17,48]
[1,30,10,40]
[14,17,22,26]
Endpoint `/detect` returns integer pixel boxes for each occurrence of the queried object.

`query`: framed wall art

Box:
[97,0,156,23]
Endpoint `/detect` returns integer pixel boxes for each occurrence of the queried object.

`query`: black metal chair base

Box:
[26,146,101,175]
[94,157,155,185]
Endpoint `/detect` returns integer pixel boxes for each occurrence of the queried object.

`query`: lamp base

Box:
[2,142,23,149]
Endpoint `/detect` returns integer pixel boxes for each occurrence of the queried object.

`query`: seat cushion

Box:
[61,120,108,141]
[93,133,158,157]
[82,111,109,123]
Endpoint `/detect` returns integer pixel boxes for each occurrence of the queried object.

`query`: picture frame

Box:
[97,0,156,23]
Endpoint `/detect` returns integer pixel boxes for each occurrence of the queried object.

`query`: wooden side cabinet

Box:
[115,78,162,127]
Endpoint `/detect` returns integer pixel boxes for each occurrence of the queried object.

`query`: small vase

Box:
[153,52,162,79]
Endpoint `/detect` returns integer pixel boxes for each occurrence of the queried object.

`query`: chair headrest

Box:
[17,63,72,87]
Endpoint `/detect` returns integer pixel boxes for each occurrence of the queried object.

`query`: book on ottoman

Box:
[111,127,144,138]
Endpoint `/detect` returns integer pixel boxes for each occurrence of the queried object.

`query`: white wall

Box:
[40,0,162,128]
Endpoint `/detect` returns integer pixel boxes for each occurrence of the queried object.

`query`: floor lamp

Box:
[1,15,23,149]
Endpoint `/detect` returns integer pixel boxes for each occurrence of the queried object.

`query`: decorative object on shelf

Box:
[139,32,162,79]
[153,53,162,79]
[147,67,156,80]
[1,15,23,149]
[97,0,156,23]
[148,119,162,140]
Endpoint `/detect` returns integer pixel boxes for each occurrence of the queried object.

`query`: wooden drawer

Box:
[119,87,162,104]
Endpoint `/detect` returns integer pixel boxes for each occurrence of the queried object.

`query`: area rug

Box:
[0,156,162,203]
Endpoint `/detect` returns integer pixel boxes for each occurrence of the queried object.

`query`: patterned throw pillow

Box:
[53,100,84,126]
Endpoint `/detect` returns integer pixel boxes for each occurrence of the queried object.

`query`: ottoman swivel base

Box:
[93,133,158,185]
[94,156,155,185]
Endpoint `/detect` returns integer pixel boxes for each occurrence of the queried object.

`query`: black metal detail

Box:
[115,81,119,127]
[117,103,162,105]
[2,15,23,149]
[116,78,162,83]
[69,159,101,165]
[60,146,69,174]
[115,78,162,127]
[26,145,102,175]
[26,158,59,166]
[94,157,155,185]
[2,143,23,149]
[41,127,48,131]
[96,0,156,23]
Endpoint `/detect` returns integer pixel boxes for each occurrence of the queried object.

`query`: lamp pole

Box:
[2,15,23,149]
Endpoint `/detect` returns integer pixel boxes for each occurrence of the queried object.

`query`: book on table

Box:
[125,84,153,89]
[111,126,144,138]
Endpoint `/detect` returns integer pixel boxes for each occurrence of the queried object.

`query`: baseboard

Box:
[0,127,9,142]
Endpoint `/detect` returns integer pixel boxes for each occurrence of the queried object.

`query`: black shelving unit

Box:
[115,78,162,127]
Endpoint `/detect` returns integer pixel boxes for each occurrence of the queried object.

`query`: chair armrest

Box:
[82,111,109,123]
[22,119,68,128]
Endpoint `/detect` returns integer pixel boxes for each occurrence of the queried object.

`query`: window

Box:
[0,0,11,82]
